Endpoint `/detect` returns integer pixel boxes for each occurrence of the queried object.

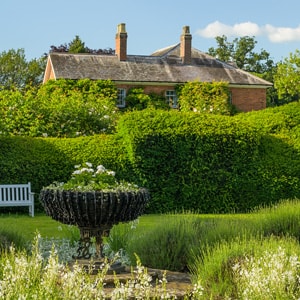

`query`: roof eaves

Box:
[229,83,273,88]
[114,80,181,86]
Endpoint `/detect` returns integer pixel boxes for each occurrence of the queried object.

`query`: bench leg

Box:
[29,204,34,217]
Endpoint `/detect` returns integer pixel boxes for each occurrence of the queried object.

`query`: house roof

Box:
[44,43,272,87]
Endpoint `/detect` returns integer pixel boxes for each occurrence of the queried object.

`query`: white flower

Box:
[96,165,106,173]
[85,162,93,168]
[107,171,116,176]
[72,170,82,175]
[80,168,94,173]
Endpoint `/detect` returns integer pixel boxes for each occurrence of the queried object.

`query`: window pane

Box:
[165,90,178,108]
[117,88,126,107]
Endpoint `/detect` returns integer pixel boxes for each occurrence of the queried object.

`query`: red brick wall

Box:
[230,87,266,112]
[116,84,267,112]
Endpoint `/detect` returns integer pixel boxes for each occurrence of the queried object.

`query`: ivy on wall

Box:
[176,81,236,115]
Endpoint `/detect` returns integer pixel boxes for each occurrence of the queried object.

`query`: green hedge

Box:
[117,110,269,213]
[234,101,300,135]
[1,103,299,214]
[0,134,131,211]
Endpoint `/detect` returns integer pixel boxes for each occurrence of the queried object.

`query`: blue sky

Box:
[1,0,300,63]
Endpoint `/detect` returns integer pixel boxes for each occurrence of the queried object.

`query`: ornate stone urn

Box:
[39,163,149,272]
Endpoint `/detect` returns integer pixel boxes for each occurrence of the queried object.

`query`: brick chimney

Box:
[115,23,127,61]
[180,26,192,64]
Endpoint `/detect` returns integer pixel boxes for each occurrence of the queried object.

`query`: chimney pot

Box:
[182,26,190,34]
[117,23,126,33]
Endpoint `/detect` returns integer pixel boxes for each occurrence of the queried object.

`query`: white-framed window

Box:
[117,88,126,108]
[165,90,178,108]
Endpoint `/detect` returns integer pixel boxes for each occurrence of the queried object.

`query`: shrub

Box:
[0,229,26,252]
[0,236,190,299]
[176,81,235,115]
[0,136,72,193]
[0,134,131,212]
[255,198,300,240]
[124,87,170,111]
[117,108,300,213]
[0,79,119,137]
[117,109,265,213]
[234,101,300,136]
[190,235,300,299]
[1,102,300,214]
[124,215,202,271]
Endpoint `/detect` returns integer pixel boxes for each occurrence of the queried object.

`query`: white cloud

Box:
[264,24,300,42]
[196,21,300,43]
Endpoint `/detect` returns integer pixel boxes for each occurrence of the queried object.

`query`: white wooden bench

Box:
[0,183,34,217]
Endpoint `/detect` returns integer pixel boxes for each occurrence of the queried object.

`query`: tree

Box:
[0,48,45,90]
[208,35,274,74]
[49,36,115,55]
[208,35,278,106]
[273,50,300,103]
[68,35,86,53]
[0,79,119,137]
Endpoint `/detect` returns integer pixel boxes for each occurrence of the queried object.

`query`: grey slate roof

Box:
[47,44,272,87]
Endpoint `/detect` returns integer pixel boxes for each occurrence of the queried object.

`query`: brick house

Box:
[43,23,272,112]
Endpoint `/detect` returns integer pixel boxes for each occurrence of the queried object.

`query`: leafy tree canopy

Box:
[274,49,300,102]
[0,48,45,90]
[207,35,280,107]
[68,35,86,53]
[207,35,275,74]
[49,35,115,55]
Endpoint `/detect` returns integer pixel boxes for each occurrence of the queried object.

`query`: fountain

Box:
[39,163,150,273]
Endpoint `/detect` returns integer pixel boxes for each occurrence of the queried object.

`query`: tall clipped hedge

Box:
[233,102,300,208]
[0,134,131,211]
[1,103,299,214]
[117,110,266,213]
[234,101,300,136]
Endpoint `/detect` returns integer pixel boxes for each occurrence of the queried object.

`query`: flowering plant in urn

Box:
[50,162,139,192]
[40,162,149,263]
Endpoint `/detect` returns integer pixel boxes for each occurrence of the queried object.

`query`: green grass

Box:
[0,213,79,242]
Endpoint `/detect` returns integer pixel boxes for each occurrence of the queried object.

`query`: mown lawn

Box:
[0,213,177,242]
[0,213,76,241]
[0,211,256,242]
